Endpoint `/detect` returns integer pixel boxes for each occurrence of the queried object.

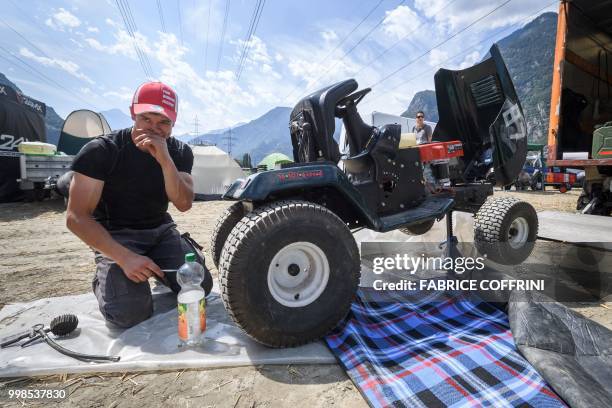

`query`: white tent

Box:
[190,145,245,199]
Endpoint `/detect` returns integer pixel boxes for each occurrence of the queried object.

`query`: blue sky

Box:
[0,0,558,135]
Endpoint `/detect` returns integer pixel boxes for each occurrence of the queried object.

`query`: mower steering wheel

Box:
[336,88,371,109]
[335,88,371,117]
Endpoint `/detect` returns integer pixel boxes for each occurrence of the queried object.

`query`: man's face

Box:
[133,112,173,138]
[416,113,424,125]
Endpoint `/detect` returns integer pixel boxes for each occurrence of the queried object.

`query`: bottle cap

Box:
[185,253,196,262]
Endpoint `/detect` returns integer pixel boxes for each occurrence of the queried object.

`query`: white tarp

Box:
[0,284,335,377]
[190,145,245,198]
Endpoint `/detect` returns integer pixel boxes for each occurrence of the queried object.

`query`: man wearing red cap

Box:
[65,81,212,328]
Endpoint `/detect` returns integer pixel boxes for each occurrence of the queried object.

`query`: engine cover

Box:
[417,141,464,163]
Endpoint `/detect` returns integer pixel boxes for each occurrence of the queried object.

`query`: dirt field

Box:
[0,189,609,407]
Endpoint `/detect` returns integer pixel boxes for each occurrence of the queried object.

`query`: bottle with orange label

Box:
[177,253,206,347]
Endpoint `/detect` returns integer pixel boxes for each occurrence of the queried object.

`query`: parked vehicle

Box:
[210,45,538,348]
[547,1,612,214]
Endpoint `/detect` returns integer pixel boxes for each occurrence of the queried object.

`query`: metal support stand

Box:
[441,210,460,259]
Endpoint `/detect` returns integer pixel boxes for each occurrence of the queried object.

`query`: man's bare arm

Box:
[159,160,194,212]
[65,172,162,282]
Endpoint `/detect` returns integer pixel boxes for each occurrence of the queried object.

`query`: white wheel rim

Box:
[508,217,529,249]
[267,242,330,308]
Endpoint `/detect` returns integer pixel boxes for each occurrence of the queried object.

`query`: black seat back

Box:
[289,79,357,163]
[339,99,375,157]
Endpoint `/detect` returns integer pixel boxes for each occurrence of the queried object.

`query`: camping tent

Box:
[258,152,293,170]
[57,110,112,155]
[0,86,46,202]
[191,145,245,199]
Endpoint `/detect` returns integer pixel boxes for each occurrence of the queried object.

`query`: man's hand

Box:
[133,128,171,165]
[118,253,164,283]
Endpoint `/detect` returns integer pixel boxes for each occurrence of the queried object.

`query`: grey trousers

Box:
[93,222,212,328]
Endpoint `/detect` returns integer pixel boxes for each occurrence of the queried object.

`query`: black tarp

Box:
[0,85,46,202]
[508,291,612,408]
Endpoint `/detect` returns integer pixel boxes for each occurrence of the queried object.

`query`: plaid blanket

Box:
[325,289,566,408]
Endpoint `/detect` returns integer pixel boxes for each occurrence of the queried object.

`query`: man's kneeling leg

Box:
[93,255,153,328]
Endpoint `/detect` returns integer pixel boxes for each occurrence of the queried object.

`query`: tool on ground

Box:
[1,314,120,362]
[1,314,77,348]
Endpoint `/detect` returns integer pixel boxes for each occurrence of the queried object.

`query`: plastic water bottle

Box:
[177,253,206,347]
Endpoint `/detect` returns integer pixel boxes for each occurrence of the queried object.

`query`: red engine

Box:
[417,141,464,162]
[417,141,464,189]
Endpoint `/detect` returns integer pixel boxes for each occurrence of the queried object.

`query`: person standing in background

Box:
[412,111,432,144]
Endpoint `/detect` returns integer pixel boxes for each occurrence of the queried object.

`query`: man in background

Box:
[412,110,432,144]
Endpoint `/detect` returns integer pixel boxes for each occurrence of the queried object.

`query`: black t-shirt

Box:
[71,127,194,230]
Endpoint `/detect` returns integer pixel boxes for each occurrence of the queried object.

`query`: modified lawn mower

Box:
[211,45,538,348]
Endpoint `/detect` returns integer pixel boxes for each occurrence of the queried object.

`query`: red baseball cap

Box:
[130,81,178,124]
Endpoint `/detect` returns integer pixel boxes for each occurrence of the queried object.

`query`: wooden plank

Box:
[565,49,612,86]
[547,2,569,163]
[548,159,612,167]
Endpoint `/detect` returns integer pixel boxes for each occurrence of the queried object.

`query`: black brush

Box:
[49,314,78,337]
[1,314,78,348]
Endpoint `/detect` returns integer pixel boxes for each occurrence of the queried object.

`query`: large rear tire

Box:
[474,197,538,265]
[219,200,360,347]
[210,201,245,268]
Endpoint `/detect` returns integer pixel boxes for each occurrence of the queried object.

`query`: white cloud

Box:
[45,8,81,31]
[87,26,100,33]
[382,5,422,40]
[80,87,94,96]
[103,87,132,101]
[19,47,94,84]
[428,49,449,67]
[232,35,273,72]
[85,29,152,60]
[69,38,84,49]
[414,0,556,32]
[145,31,285,132]
[458,50,481,69]
[321,29,338,42]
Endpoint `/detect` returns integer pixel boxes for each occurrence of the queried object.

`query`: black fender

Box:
[222,164,379,228]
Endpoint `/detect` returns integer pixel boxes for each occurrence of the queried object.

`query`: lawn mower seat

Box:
[289,79,358,163]
[343,124,401,181]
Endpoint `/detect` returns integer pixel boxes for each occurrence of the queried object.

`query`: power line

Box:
[304,0,408,95]
[235,0,261,79]
[236,0,266,81]
[8,0,77,57]
[204,0,211,73]
[177,0,184,46]
[114,0,154,78]
[217,0,232,71]
[365,0,557,105]
[369,0,513,89]
[0,45,96,109]
[122,0,155,76]
[281,0,386,102]
[115,0,149,77]
[156,0,167,33]
[0,17,57,62]
[352,0,460,79]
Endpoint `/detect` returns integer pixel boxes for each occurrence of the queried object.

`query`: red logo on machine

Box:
[278,170,324,181]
